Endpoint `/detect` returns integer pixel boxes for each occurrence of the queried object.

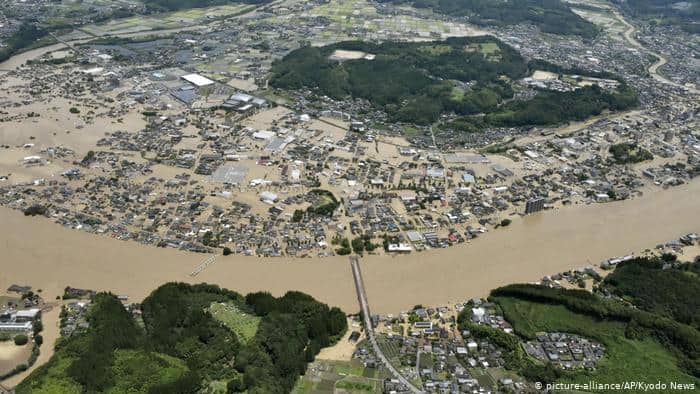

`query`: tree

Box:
[351,238,365,254]
[227,377,246,393]
[33,320,43,335]
[202,231,216,247]
[23,204,47,216]
[223,247,233,256]
[81,150,96,166]
[292,209,304,222]
[14,334,28,346]
[336,247,351,256]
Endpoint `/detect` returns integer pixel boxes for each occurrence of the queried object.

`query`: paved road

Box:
[349,256,423,393]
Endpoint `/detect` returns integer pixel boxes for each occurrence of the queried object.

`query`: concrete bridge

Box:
[349,256,423,393]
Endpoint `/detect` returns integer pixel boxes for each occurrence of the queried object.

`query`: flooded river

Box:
[1,23,699,315]
[1,179,698,315]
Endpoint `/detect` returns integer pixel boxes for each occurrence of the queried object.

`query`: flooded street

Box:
[1,179,698,315]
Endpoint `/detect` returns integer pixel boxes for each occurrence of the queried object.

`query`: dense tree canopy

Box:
[608,142,654,164]
[603,257,700,330]
[0,24,47,63]
[271,37,527,125]
[17,283,347,394]
[271,37,637,128]
[483,84,638,128]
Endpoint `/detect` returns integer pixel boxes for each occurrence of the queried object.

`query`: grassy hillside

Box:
[495,297,699,388]
[479,282,700,390]
[376,0,599,37]
[271,37,637,127]
[17,283,347,394]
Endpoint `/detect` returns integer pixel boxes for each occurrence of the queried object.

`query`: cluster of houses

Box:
[1,0,698,263]
[523,333,605,370]
[351,299,531,393]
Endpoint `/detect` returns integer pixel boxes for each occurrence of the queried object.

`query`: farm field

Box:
[80,4,251,36]
[292,359,385,394]
[376,335,401,366]
[301,0,486,41]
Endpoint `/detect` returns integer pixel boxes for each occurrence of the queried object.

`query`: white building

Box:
[387,243,412,253]
[181,73,215,87]
[259,191,278,204]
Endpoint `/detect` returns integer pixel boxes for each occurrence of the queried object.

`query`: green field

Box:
[376,336,401,366]
[307,0,476,38]
[207,302,260,343]
[494,296,700,389]
[417,44,453,56]
[335,377,377,392]
[331,359,365,376]
[469,367,496,388]
[18,350,189,394]
[292,359,383,394]
[468,42,501,60]
[80,4,250,36]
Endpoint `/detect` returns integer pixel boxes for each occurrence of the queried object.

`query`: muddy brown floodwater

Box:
[0,179,699,317]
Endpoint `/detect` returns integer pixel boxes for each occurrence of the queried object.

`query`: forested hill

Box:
[270,37,638,128]
[142,0,272,12]
[486,273,700,386]
[16,283,347,394]
[602,255,700,330]
[0,25,47,63]
[375,0,599,37]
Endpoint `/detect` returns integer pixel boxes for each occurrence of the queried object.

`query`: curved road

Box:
[613,10,698,94]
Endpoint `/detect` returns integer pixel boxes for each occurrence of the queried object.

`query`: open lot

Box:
[0,341,31,376]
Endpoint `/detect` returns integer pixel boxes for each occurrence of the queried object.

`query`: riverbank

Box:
[0,178,698,319]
